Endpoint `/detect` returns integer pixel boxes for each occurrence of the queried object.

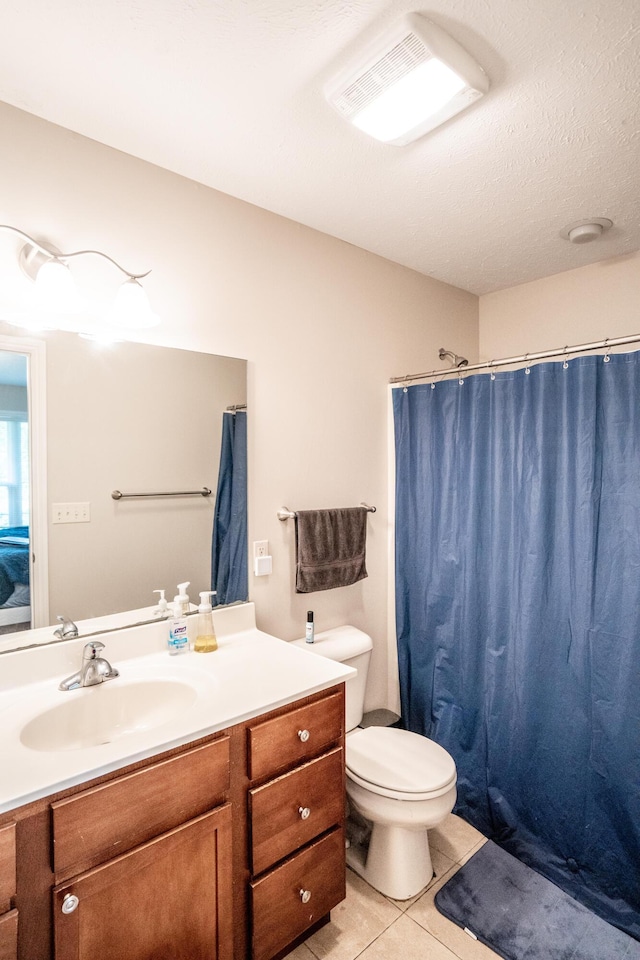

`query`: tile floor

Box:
[290,814,500,960]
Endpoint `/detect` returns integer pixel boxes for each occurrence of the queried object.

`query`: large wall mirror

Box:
[0,325,247,654]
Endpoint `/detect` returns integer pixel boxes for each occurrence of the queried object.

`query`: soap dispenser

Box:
[195,591,218,653]
[167,601,189,656]
[175,581,191,616]
[153,589,169,617]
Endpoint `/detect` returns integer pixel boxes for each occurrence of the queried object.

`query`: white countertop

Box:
[0,603,354,814]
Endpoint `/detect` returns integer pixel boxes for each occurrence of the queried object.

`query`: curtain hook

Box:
[603,338,611,363]
[563,346,569,370]
[524,353,531,375]
[489,359,496,381]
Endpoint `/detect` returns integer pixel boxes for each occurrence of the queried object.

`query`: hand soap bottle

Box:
[168,601,189,656]
[195,591,218,653]
[175,581,191,615]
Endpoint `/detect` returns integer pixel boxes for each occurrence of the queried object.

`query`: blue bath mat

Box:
[435,841,640,960]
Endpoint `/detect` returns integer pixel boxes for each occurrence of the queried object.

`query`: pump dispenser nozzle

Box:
[198,591,216,610]
[153,589,169,617]
[174,581,191,616]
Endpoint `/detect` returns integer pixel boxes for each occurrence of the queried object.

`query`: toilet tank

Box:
[292,625,373,732]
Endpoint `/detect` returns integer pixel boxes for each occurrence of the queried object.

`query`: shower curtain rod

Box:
[389,333,640,385]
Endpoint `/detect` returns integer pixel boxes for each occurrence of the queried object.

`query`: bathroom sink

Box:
[20,679,198,752]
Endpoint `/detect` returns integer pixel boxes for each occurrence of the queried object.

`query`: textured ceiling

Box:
[0,0,638,294]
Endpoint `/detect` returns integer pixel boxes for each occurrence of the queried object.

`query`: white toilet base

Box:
[346,823,434,900]
[346,778,457,900]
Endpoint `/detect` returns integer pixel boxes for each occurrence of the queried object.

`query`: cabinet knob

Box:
[297,729,310,742]
[298,806,311,820]
[61,893,79,914]
[299,888,312,904]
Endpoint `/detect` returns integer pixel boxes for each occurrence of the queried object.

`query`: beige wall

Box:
[0,101,478,710]
[479,253,640,360]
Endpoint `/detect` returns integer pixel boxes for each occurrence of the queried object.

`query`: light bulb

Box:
[109,278,160,329]
[34,258,84,313]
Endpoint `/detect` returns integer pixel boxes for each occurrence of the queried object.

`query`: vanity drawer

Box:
[250,826,345,960]
[0,824,16,914]
[0,909,18,960]
[52,735,230,881]
[248,690,344,782]
[249,747,344,875]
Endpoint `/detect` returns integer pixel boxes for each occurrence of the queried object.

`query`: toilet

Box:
[293,626,457,900]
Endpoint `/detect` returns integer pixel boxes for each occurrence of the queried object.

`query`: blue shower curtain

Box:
[393,353,640,939]
[211,410,247,606]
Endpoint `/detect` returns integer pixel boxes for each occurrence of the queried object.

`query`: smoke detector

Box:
[325,14,489,146]
[561,218,613,244]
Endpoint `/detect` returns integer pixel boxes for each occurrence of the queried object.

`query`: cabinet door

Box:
[0,824,16,914]
[0,910,18,960]
[53,805,233,960]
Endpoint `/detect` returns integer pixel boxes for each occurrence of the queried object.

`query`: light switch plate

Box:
[52,502,91,524]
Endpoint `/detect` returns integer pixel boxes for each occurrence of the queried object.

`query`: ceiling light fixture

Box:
[325,13,489,146]
[560,218,613,244]
[0,224,159,333]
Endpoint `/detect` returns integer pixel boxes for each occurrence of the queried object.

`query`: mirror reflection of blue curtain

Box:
[211,411,247,606]
[393,353,640,939]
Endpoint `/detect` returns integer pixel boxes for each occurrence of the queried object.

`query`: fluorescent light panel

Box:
[326,14,489,145]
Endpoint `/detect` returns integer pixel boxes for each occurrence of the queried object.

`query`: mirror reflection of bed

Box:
[0,525,30,633]
[0,349,30,633]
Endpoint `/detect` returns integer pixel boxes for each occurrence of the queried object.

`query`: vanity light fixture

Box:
[325,13,489,145]
[0,224,159,333]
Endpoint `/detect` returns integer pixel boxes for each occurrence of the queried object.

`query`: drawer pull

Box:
[62,893,79,914]
[297,729,310,742]
[298,806,311,820]
[299,888,312,904]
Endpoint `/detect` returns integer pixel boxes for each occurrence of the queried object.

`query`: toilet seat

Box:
[346,727,456,801]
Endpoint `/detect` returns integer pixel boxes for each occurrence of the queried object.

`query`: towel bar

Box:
[277,503,376,521]
[112,487,212,500]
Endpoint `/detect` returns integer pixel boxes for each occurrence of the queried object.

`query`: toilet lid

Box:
[346,727,456,795]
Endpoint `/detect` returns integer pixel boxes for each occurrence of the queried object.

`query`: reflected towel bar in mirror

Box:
[277,503,376,521]
[112,487,212,500]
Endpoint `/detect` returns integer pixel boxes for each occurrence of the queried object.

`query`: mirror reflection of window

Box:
[0,351,31,634]
[0,417,29,525]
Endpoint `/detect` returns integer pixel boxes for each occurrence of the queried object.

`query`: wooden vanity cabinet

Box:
[0,822,17,960]
[1,682,346,960]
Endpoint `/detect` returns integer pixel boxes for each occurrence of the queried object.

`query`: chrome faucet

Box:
[53,615,79,639]
[58,641,120,691]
